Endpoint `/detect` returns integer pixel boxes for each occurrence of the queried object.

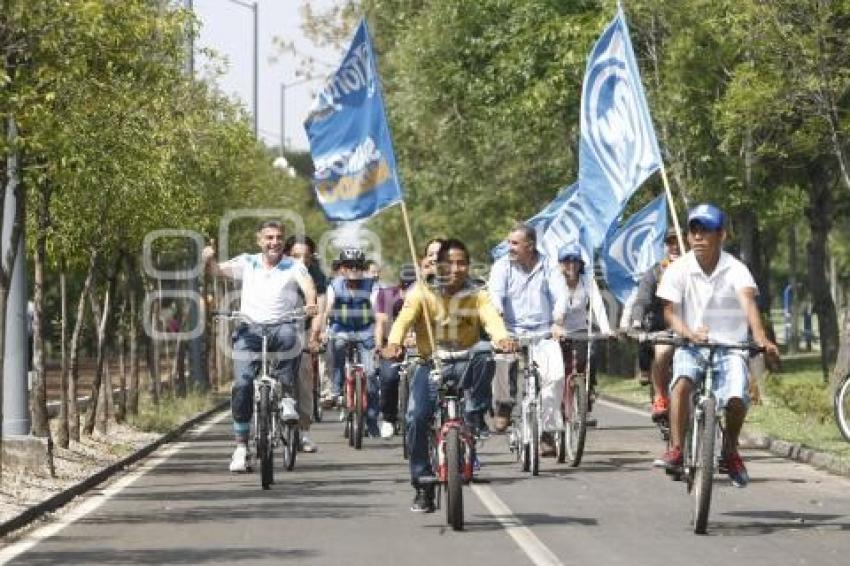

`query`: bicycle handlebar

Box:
[627,330,765,353]
[211,308,308,325]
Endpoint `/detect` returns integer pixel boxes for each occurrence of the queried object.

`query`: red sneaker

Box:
[726,451,749,488]
[651,396,669,421]
[653,446,682,469]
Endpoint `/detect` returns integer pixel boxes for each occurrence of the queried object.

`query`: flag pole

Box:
[399,200,437,355]
[658,163,686,252]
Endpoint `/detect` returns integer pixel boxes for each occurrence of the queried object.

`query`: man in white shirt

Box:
[655,204,778,487]
[204,220,317,472]
[488,224,567,454]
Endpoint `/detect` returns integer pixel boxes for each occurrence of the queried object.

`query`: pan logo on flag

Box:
[581,35,658,202]
[607,212,660,277]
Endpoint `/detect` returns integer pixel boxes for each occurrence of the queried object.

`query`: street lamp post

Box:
[222,0,259,137]
[280,77,320,154]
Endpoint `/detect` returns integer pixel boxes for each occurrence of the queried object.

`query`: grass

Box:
[127,387,225,434]
[598,353,850,463]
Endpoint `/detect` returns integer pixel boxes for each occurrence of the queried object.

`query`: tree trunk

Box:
[805,173,839,379]
[84,263,119,436]
[30,223,49,436]
[788,228,800,354]
[148,279,161,405]
[68,252,98,442]
[116,320,126,423]
[0,286,8,480]
[56,267,69,448]
[128,273,140,416]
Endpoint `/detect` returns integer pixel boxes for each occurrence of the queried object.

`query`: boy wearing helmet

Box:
[321,248,381,436]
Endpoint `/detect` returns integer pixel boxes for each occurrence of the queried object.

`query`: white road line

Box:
[596,397,650,418]
[471,484,564,566]
[0,410,229,564]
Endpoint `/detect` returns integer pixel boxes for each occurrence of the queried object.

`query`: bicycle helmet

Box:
[338,248,366,268]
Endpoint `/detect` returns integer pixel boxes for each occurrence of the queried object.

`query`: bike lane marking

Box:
[0,410,230,565]
[471,484,564,566]
[596,397,648,417]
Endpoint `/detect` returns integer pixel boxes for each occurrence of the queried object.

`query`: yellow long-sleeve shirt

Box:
[387,280,509,358]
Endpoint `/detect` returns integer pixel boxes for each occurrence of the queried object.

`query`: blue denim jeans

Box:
[406,352,492,486]
[378,359,401,423]
[332,333,379,434]
[231,322,302,441]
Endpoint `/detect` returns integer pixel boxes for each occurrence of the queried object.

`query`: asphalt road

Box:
[2,399,849,565]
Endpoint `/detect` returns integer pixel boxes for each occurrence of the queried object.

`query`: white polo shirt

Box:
[224,253,309,324]
[656,250,756,343]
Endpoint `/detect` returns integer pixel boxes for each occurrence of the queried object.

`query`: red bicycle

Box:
[418,349,480,531]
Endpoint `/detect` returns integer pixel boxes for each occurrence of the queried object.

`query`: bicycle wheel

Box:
[692,397,717,534]
[282,423,298,471]
[565,376,588,467]
[555,406,567,463]
[520,401,531,472]
[399,370,410,460]
[312,357,323,423]
[445,427,464,531]
[258,385,273,490]
[529,404,540,476]
[354,369,365,450]
[834,374,850,442]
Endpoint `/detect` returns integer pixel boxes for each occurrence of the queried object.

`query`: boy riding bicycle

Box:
[382,239,515,513]
[321,248,381,437]
[654,204,778,487]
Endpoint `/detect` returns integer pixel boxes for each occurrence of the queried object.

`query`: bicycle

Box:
[215,309,306,489]
[418,348,482,532]
[835,371,850,442]
[503,332,549,476]
[331,332,371,450]
[633,330,764,534]
[555,331,610,467]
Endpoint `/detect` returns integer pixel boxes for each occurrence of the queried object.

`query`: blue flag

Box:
[539,184,593,266]
[579,7,662,247]
[490,183,580,260]
[602,194,668,303]
[304,19,402,221]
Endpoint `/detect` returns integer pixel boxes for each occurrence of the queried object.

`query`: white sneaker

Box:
[301,434,318,453]
[280,397,299,423]
[229,444,248,473]
[380,420,395,439]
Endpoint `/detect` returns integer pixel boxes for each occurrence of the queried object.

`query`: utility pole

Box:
[3,117,29,436]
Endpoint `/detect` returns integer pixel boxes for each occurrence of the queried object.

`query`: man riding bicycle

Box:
[488,223,568,456]
[321,248,381,437]
[630,228,680,422]
[203,220,318,472]
[382,238,515,513]
[654,204,778,487]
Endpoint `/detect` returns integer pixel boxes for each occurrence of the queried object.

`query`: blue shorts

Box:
[671,346,750,408]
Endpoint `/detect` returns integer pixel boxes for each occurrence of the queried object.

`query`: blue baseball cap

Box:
[557,243,584,263]
[687,204,725,231]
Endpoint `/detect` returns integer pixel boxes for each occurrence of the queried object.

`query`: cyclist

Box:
[382,238,515,513]
[654,204,779,487]
[488,223,567,456]
[420,238,445,279]
[203,220,318,472]
[284,235,326,453]
[630,228,681,423]
[554,243,601,427]
[374,264,417,438]
[321,248,381,437]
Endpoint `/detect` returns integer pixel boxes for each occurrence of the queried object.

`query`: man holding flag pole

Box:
[304,17,517,513]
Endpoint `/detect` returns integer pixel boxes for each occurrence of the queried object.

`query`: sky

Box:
[192,0,345,151]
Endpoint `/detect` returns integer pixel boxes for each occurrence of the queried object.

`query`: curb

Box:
[597,392,850,479]
[0,399,230,538]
